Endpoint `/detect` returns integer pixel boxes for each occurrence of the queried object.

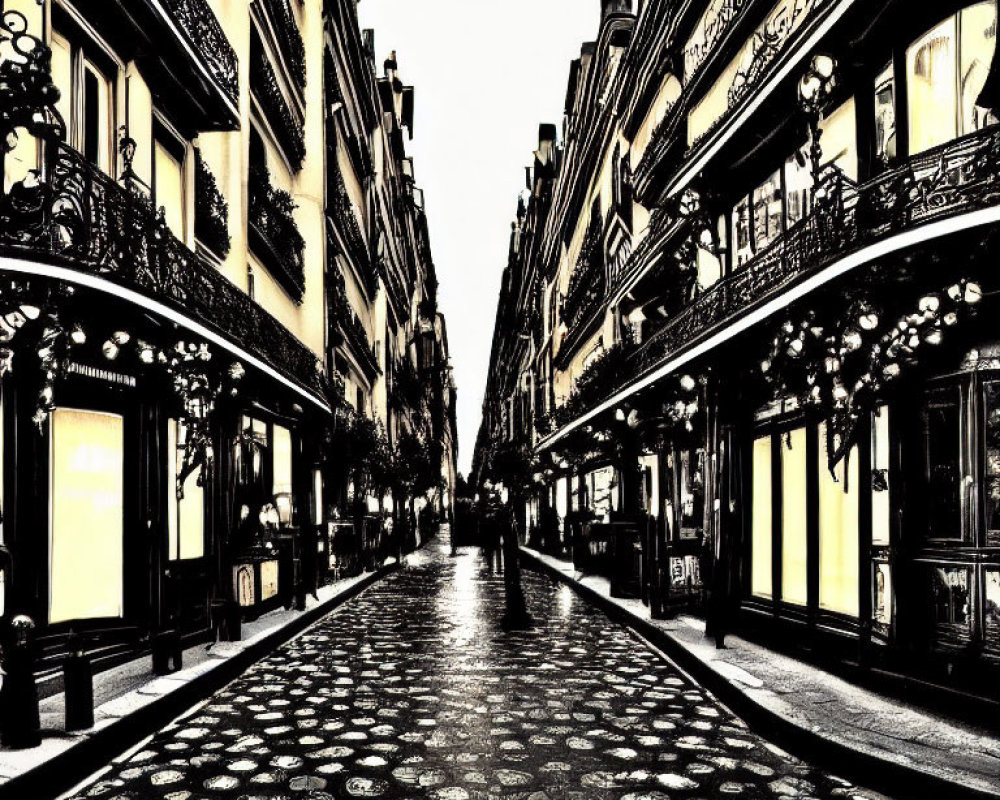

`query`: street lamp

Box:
[798,54,838,191]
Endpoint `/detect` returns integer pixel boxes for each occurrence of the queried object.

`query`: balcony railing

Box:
[328,170,377,295]
[260,0,307,91]
[631,127,1000,375]
[160,0,239,105]
[0,142,324,397]
[682,0,750,80]
[327,265,379,376]
[248,162,306,301]
[251,43,306,169]
[559,216,607,358]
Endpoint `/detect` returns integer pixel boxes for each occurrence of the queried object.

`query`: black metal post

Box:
[0,615,41,749]
[63,632,94,731]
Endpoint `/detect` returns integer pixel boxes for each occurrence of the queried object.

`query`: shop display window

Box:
[167,419,205,561]
[984,382,1000,545]
[49,409,124,624]
[922,386,964,540]
[679,448,705,537]
[930,565,973,648]
[818,423,860,617]
[751,435,773,598]
[782,427,809,606]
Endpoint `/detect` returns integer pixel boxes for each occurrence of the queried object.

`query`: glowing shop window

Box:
[959,2,998,137]
[313,469,324,525]
[874,62,897,163]
[167,419,204,561]
[872,407,891,546]
[49,409,124,624]
[751,435,773,598]
[781,427,809,606]
[908,17,958,153]
[555,477,569,519]
[818,424,860,617]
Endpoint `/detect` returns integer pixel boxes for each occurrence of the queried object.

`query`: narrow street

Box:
[68,543,887,800]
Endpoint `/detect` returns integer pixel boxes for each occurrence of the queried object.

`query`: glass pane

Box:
[732,196,753,268]
[923,387,963,539]
[680,448,705,536]
[872,407,891,546]
[818,98,858,182]
[907,16,958,154]
[930,566,972,648]
[986,568,1000,652]
[784,153,812,228]
[782,427,809,606]
[874,562,893,626]
[273,425,293,495]
[985,382,1000,539]
[167,419,204,561]
[752,170,783,253]
[751,436,773,598]
[818,423,860,617]
[874,62,897,163]
[155,141,185,242]
[49,409,124,623]
[959,2,998,137]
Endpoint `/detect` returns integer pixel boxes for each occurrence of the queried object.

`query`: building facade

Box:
[0,0,454,695]
[475,0,1000,710]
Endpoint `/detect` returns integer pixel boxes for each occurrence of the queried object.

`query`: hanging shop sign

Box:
[66,362,137,388]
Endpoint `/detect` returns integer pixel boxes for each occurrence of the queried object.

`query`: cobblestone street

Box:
[70,543,890,800]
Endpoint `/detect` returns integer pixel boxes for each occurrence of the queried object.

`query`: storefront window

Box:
[751,436,773,598]
[273,424,293,525]
[732,196,753,268]
[680,448,705,537]
[984,382,1000,541]
[818,424,860,617]
[872,407,891,546]
[985,568,1000,652]
[49,409,124,623]
[167,419,205,560]
[930,566,972,646]
[907,4,998,154]
[922,387,964,540]
[873,562,893,626]
[782,428,809,606]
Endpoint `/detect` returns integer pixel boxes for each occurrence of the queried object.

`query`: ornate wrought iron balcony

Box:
[259,0,306,91]
[682,0,750,80]
[631,127,1000,375]
[328,170,377,295]
[194,149,231,258]
[327,265,379,377]
[0,142,324,398]
[159,0,239,105]
[251,43,306,170]
[248,162,306,301]
[559,216,607,361]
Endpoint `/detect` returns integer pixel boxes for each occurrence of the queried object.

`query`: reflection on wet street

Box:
[71,543,888,799]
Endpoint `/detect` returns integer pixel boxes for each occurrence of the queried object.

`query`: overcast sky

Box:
[356,1,603,475]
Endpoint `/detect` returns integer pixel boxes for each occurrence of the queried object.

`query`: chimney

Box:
[601,0,631,18]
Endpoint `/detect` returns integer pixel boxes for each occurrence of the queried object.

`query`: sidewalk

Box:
[521,546,1000,800]
[0,562,398,800]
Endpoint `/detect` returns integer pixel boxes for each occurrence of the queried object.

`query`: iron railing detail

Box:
[328,170,377,295]
[631,127,1000,375]
[0,142,324,398]
[251,45,306,169]
[260,0,306,91]
[161,0,239,104]
[248,162,306,301]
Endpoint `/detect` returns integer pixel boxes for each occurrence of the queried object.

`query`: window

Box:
[818,423,860,616]
[819,98,858,182]
[273,424,294,524]
[752,170,783,254]
[751,435,773,598]
[313,469,323,526]
[781,427,809,606]
[872,407,891,546]
[732,195,753,268]
[922,386,964,540]
[874,62,897,163]
[167,419,205,561]
[784,152,812,227]
[49,409,124,623]
[82,59,112,170]
[679,448,705,537]
[907,3,998,154]
[154,129,187,242]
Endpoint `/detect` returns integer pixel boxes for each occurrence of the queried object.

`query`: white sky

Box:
[357,1,603,475]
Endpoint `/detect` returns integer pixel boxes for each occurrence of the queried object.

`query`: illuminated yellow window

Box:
[908,3,998,154]
[167,419,205,561]
[781,427,809,606]
[313,468,323,525]
[819,98,858,182]
[273,424,293,524]
[155,139,186,242]
[751,435,773,598]
[818,424,860,617]
[49,409,124,623]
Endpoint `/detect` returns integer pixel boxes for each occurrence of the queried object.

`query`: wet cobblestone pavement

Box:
[71,542,891,800]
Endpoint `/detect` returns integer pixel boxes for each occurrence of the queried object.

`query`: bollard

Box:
[63,632,94,731]
[0,615,41,749]
[152,628,182,675]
